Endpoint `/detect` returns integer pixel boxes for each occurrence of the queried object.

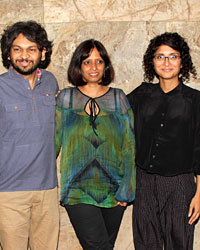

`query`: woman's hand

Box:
[117,202,127,207]
[55,89,61,97]
[188,192,200,224]
[188,175,200,224]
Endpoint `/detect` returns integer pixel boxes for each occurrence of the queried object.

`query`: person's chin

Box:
[13,66,36,76]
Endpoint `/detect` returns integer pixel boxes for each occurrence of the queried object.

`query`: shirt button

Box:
[156,143,159,147]
[33,106,37,111]
[160,123,164,127]
[14,106,18,110]
[152,155,156,159]
[32,97,35,100]
[149,164,153,168]
[161,113,165,116]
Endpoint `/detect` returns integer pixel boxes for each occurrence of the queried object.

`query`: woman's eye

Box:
[83,60,90,65]
[170,55,176,59]
[97,60,104,64]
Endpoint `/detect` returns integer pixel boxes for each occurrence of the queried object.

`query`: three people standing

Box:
[0,19,199,250]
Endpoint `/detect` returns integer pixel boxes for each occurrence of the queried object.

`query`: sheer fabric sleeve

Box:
[114,89,136,202]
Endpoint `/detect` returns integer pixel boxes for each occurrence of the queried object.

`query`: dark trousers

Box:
[65,203,126,250]
[133,168,196,250]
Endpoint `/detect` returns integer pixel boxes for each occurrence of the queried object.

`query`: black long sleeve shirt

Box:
[127,81,200,176]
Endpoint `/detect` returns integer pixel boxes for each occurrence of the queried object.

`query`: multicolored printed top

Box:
[55,87,136,208]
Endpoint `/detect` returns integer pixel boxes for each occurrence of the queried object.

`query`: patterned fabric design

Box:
[55,87,136,208]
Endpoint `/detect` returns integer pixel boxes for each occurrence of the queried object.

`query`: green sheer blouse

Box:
[55,87,136,208]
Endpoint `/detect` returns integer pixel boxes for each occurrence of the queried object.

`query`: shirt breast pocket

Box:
[41,96,56,123]
[5,103,28,128]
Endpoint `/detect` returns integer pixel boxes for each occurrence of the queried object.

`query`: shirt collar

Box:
[9,66,43,81]
[36,68,42,80]
[157,79,183,96]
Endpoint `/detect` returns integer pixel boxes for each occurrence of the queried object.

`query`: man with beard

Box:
[0,21,59,250]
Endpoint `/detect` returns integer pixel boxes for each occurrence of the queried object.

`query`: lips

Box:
[17,59,32,67]
[89,72,99,77]
[162,68,173,72]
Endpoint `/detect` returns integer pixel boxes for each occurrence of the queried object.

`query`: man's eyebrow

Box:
[11,45,38,48]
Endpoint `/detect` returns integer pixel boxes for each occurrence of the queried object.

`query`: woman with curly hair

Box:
[127,32,200,250]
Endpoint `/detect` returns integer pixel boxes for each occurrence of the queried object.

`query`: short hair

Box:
[1,20,53,69]
[143,32,197,82]
[68,39,114,86]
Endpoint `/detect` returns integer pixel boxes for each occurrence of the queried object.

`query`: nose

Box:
[164,57,169,66]
[91,61,97,70]
[20,49,29,59]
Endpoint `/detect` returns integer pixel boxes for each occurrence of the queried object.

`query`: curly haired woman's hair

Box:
[68,39,114,86]
[143,32,197,82]
[1,20,53,69]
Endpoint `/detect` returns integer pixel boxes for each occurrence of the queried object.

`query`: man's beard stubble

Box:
[11,57,41,76]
